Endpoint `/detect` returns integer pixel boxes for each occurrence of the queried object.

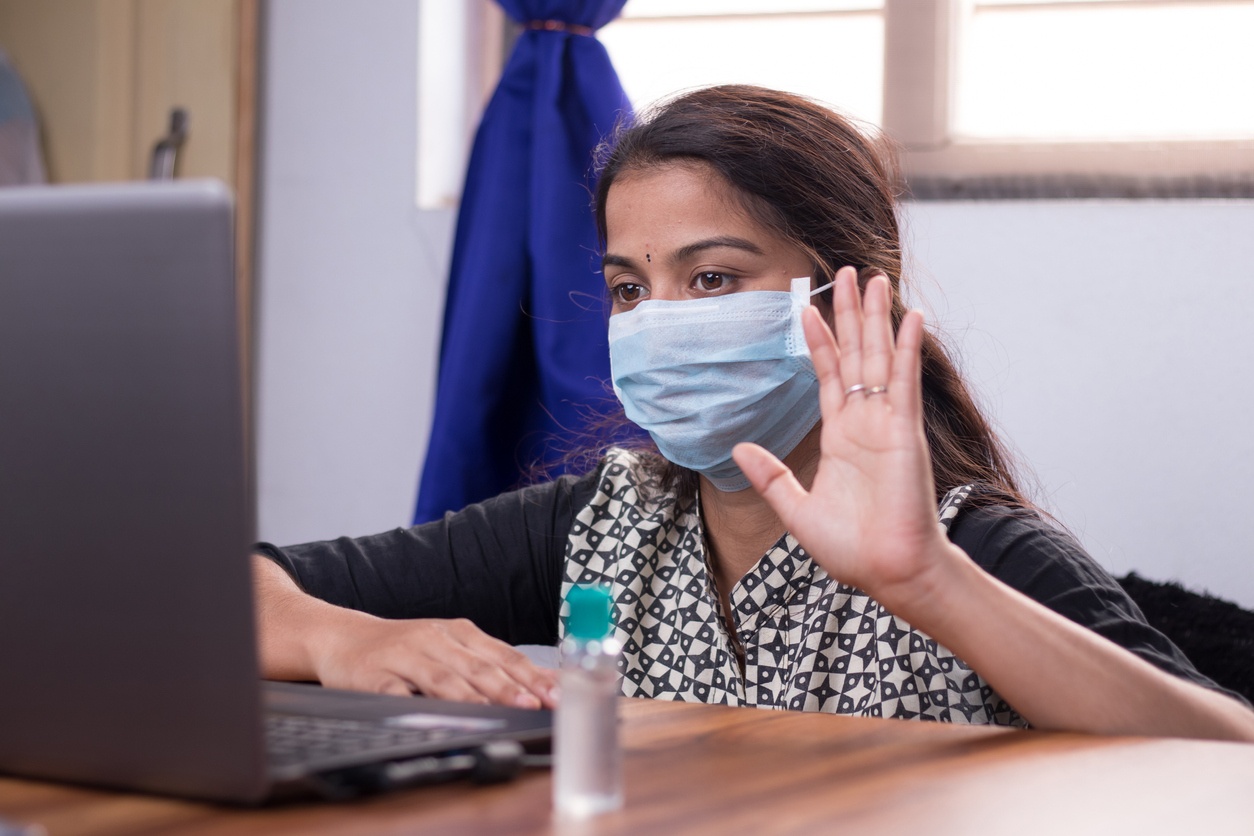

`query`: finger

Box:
[733,442,808,530]
[405,648,495,705]
[393,623,522,707]
[376,676,416,698]
[890,309,926,418]
[802,306,845,418]
[831,266,865,394]
[444,621,555,709]
[477,641,561,709]
[859,275,894,391]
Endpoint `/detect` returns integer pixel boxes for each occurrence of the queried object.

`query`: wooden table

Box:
[3,697,1253,835]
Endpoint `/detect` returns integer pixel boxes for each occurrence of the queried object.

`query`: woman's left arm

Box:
[896,534,1254,740]
[734,266,1254,741]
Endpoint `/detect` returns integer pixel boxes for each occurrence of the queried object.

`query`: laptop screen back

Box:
[0,180,269,801]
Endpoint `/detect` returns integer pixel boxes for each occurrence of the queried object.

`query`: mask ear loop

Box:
[788,277,836,298]
[786,278,831,356]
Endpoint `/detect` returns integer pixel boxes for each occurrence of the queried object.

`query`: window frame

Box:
[416,0,504,210]
[883,0,1254,193]
[419,0,1254,206]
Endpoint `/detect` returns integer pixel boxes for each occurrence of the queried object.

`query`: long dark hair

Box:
[592,85,1032,510]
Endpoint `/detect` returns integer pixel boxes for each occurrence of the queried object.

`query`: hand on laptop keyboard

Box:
[254,557,559,710]
[311,616,560,710]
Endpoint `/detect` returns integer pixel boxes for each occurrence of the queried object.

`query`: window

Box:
[954,0,1254,142]
[599,1,885,128]
[601,0,1254,193]
[418,0,1254,204]
[416,1,504,209]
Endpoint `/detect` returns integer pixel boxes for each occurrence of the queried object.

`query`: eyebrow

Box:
[601,253,637,271]
[672,236,765,263]
[601,236,766,272]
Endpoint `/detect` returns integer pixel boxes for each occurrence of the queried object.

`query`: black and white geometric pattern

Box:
[559,448,1025,726]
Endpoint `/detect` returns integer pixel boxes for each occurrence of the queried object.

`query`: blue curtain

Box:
[413,0,634,524]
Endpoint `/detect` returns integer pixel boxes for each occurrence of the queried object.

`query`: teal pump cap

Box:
[567,585,613,640]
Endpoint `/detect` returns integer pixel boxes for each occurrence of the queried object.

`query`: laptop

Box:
[0,180,551,804]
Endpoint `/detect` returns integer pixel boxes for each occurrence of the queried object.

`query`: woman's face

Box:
[602,163,814,315]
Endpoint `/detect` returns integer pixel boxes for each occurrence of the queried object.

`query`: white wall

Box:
[254,0,453,546]
[253,3,1254,608]
[903,201,1254,608]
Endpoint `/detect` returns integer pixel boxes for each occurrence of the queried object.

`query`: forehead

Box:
[604,162,766,246]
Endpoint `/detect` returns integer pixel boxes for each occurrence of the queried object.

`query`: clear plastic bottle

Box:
[552,585,623,818]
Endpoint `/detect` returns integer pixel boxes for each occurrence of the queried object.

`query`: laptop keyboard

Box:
[266,712,461,769]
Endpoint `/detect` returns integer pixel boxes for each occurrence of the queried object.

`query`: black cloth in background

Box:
[1116,572,1254,706]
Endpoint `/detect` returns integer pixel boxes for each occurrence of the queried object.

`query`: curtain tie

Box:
[526,19,594,36]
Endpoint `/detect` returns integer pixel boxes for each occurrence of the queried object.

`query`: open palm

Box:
[734,267,952,608]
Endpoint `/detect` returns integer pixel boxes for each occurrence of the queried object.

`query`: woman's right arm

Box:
[252,555,558,708]
[251,470,599,709]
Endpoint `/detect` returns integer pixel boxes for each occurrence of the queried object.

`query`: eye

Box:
[611,282,646,305]
[694,272,730,292]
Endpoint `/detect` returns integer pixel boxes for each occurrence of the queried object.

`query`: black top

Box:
[258,473,594,646]
[258,469,1227,698]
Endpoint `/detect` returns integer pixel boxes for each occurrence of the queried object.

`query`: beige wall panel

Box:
[0,0,107,182]
[133,0,237,182]
[0,0,239,183]
[91,0,138,181]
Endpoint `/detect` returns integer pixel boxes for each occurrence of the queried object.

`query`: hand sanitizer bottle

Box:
[553,585,623,818]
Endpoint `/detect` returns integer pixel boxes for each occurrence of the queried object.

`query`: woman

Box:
[254,85,1254,740]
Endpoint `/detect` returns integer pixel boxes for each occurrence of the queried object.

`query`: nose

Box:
[641,274,689,302]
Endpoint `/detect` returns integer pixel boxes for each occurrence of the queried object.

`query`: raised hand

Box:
[733,266,961,612]
[732,270,1254,742]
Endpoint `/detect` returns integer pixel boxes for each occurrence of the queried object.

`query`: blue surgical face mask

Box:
[608,277,833,492]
